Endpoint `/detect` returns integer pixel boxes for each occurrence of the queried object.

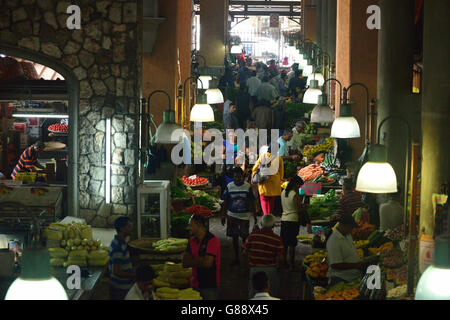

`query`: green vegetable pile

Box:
[285,102,314,122]
[307,189,340,219]
[171,186,188,199]
[284,161,298,179]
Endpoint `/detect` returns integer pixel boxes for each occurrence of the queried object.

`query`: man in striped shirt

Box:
[243,214,284,298]
[108,216,135,300]
[11,141,45,179]
[338,178,364,216]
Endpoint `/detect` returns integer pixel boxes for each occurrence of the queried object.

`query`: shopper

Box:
[108,216,135,300]
[249,271,281,300]
[256,76,278,105]
[276,71,288,97]
[244,214,284,298]
[281,176,311,271]
[247,70,261,107]
[125,265,156,300]
[277,128,297,159]
[252,147,284,215]
[221,167,256,266]
[11,141,46,179]
[287,63,299,82]
[288,70,306,99]
[337,178,364,217]
[224,104,240,131]
[251,102,273,132]
[379,189,404,232]
[234,84,252,128]
[183,214,221,300]
[326,215,368,286]
[272,97,286,134]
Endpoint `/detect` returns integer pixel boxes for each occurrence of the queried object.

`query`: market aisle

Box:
[89,215,308,300]
[208,214,307,300]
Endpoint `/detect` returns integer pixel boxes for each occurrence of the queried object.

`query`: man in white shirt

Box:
[125,265,156,300]
[250,271,280,300]
[379,191,404,232]
[287,121,306,153]
[326,215,367,286]
[287,63,299,82]
[247,71,261,105]
[256,76,279,105]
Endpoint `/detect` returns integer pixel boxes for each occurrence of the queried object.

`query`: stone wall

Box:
[0,0,141,227]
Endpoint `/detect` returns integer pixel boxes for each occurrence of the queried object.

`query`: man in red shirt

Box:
[183,214,221,300]
[243,214,284,298]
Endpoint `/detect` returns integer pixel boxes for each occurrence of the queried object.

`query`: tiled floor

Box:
[89,215,311,300]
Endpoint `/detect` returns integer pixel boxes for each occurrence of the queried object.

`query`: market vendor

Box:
[11,141,45,180]
[183,214,221,300]
[287,121,306,153]
[326,215,367,286]
[312,150,326,164]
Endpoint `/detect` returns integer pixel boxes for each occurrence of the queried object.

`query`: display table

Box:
[0,185,64,221]
[0,267,104,300]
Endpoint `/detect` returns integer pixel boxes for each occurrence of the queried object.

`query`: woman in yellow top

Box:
[251,146,284,215]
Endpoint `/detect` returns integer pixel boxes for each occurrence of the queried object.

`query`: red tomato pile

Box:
[181,175,208,186]
[185,204,213,218]
[48,123,68,133]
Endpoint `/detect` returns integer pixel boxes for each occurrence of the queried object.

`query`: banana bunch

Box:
[153,262,192,289]
[304,249,327,265]
[155,287,202,300]
[303,137,334,159]
[353,240,370,249]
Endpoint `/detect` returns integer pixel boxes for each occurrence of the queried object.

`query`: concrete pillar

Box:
[316,0,322,46]
[199,0,228,67]
[376,0,421,197]
[303,0,318,43]
[419,0,450,235]
[327,0,337,64]
[336,0,379,161]
[321,0,328,53]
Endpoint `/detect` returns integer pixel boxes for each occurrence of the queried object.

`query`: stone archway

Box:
[0,43,79,216]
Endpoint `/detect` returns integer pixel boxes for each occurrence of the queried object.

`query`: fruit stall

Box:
[300,222,417,300]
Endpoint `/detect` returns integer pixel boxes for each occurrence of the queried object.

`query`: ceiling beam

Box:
[229,1,301,6]
[230,11,301,16]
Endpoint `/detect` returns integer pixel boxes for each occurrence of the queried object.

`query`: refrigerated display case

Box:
[137,180,171,239]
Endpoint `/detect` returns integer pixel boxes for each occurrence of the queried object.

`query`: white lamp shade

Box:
[303,87,322,104]
[310,105,335,123]
[331,116,361,138]
[356,162,397,193]
[190,104,214,122]
[307,73,325,87]
[5,277,68,300]
[155,122,182,144]
[231,45,242,54]
[303,65,314,77]
[205,88,224,104]
[197,76,212,89]
[415,265,450,300]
